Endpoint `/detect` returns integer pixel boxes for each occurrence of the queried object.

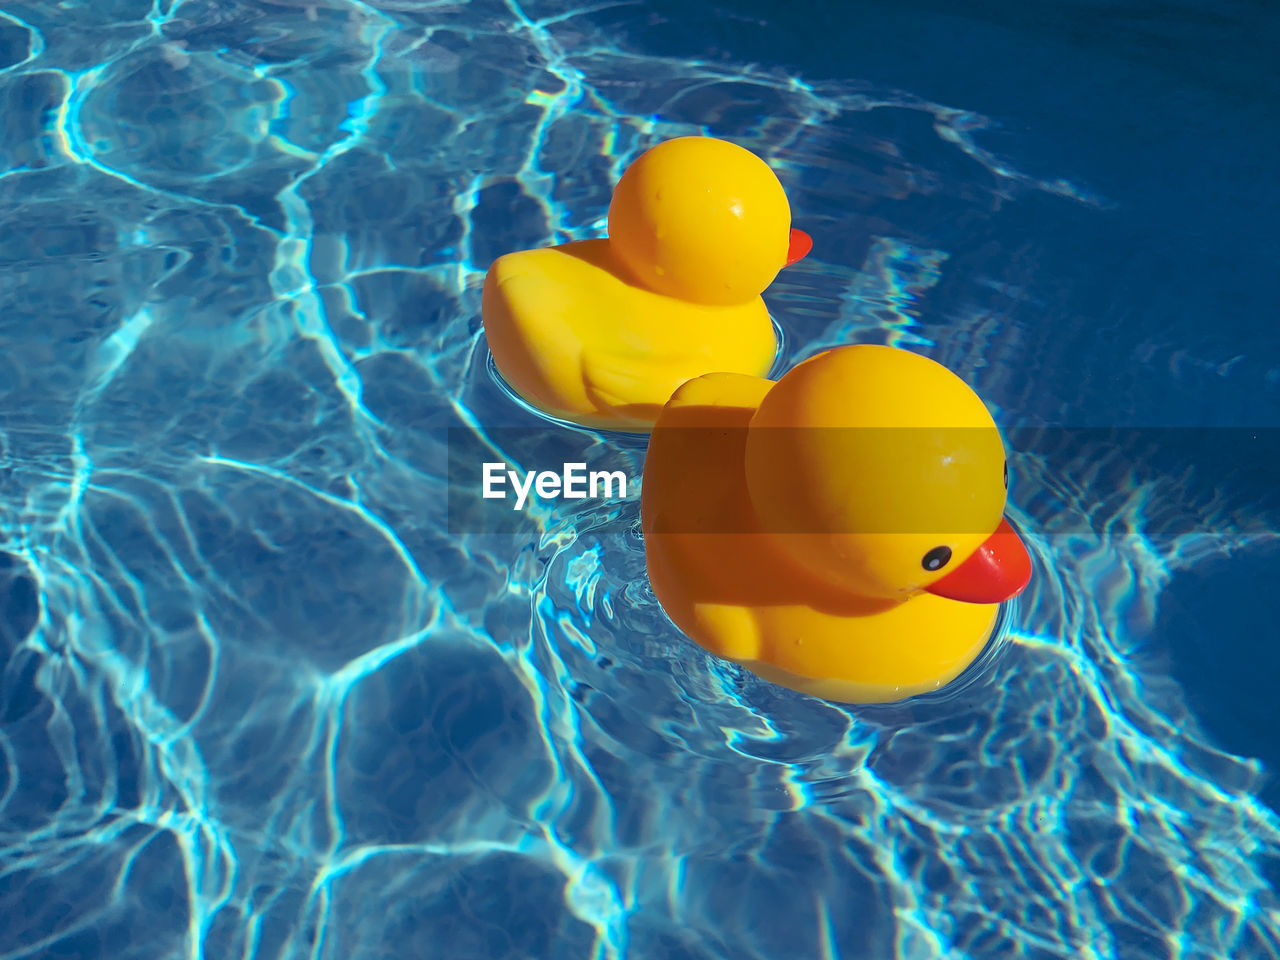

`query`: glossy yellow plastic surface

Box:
[482,137,799,432]
[641,345,1024,704]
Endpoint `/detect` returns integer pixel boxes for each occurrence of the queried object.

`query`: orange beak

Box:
[785,228,812,266]
[924,518,1032,604]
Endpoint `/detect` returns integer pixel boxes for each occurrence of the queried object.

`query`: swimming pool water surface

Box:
[1,0,1279,958]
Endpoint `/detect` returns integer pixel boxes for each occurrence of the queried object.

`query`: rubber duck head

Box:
[607,137,811,307]
[744,345,1031,603]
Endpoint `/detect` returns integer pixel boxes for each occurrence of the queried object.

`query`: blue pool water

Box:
[2,0,1279,957]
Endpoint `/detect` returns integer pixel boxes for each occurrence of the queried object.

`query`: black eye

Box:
[1003,459,1008,489]
[922,546,952,571]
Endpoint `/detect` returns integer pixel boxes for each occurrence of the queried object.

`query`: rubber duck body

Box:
[482,137,811,432]
[640,345,1032,704]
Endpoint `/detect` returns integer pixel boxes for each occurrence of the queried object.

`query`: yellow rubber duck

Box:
[641,344,1032,704]
[482,136,812,432]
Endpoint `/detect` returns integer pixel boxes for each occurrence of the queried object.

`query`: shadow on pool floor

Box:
[1153,540,1280,816]
[0,552,41,725]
